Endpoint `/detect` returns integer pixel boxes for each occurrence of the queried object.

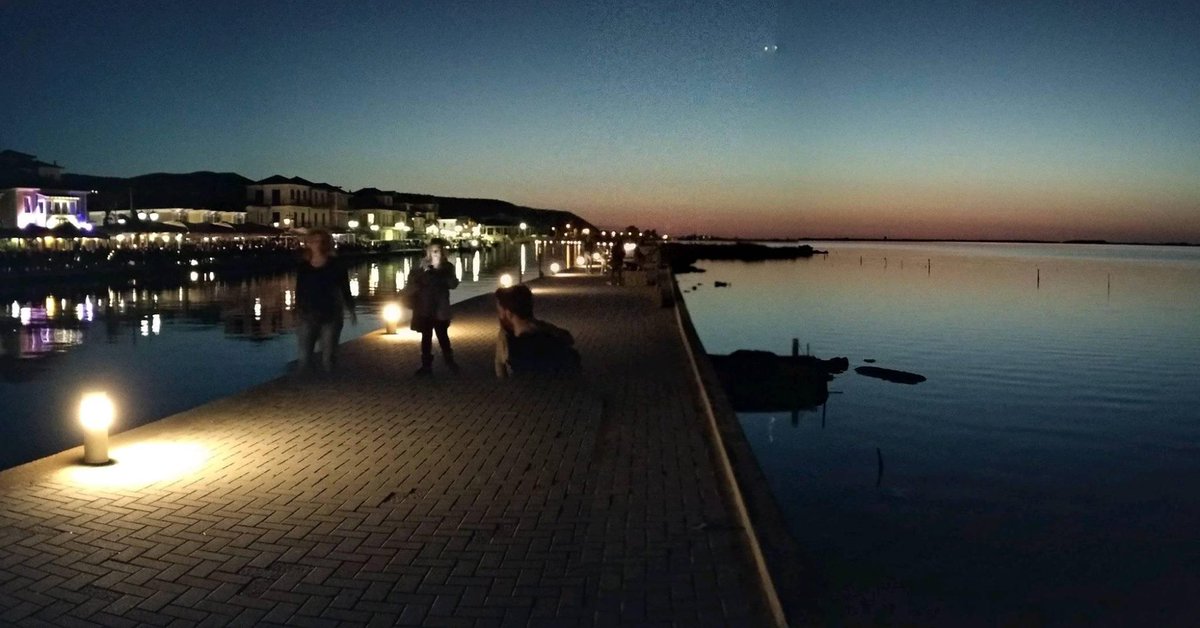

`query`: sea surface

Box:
[0,245,537,471]
[682,241,1200,625]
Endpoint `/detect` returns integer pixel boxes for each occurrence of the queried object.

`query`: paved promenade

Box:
[0,274,772,626]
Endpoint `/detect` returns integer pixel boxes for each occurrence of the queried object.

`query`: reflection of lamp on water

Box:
[80,392,115,465]
[382,302,402,334]
[499,273,514,288]
[550,262,561,274]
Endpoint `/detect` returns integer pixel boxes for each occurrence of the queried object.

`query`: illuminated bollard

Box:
[499,273,514,288]
[79,392,115,465]
[382,302,402,335]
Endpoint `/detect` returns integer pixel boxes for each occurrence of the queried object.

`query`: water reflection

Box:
[685,242,1200,623]
[0,247,520,382]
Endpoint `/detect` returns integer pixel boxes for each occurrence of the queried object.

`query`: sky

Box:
[2,0,1198,241]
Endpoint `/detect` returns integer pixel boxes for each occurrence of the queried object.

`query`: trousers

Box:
[421,321,452,366]
[297,319,343,373]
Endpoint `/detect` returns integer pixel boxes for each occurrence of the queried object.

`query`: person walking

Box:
[295,228,356,373]
[610,240,626,285]
[405,238,460,375]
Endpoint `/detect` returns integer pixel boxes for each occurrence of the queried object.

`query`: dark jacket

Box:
[495,320,580,377]
[295,259,354,324]
[405,260,459,331]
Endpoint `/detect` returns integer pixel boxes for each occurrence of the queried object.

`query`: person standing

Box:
[295,228,356,373]
[405,238,460,375]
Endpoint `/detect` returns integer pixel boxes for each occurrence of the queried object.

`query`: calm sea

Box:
[683,241,1200,625]
[0,246,533,471]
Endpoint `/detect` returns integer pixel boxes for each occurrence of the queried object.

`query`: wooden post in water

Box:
[1037,267,1040,289]
[790,338,800,425]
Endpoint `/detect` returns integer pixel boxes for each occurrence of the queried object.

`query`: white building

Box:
[89,208,245,226]
[0,187,91,229]
[245,175,349,228]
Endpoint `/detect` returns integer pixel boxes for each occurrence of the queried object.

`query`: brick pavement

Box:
[0,274,773,627]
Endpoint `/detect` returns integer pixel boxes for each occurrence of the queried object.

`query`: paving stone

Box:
[0,275,769,626]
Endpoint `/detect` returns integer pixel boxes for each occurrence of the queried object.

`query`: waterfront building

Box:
[349,188,439,242]
[0,186,91,230]
[478,216,523,242]
[245,176,349,229]
[88,208,246,226]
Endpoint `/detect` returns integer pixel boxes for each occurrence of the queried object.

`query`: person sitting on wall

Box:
[494,284,581,378]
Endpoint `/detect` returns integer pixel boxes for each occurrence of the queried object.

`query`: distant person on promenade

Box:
[404,238,460,375]
[295,228,356,373]
[494,284,580,378]
[610,241,626,285]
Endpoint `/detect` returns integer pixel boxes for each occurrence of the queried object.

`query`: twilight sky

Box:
[2,0,1197,241]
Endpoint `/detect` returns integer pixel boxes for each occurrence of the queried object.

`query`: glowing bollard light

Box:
[499,273,514,288]
[79,392,115,465]
[550,262,561,275]
[382,302,402,334]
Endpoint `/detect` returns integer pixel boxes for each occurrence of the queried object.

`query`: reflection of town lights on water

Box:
[9,301,18,319]
[253,298,262,321]
[499,273,514,288]
[520,244,527,275]
[45,296,57,318]
[151,314,162,335]
[284,290,294,309]
[140,319,150,336]
[349,278,360,298]
[369,265,380,295]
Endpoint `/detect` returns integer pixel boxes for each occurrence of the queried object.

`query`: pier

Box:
[0,273,785,626]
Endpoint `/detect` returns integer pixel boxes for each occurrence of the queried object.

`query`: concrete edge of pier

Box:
[670,272,807,627]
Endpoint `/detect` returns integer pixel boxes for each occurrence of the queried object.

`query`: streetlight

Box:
[549,262,561,274]
[348,220,360,229]
[499,273,514,288]
[79,392,115,465]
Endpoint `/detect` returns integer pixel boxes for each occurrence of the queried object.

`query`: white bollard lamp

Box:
[79,392,115,465]
[382,302,402,334]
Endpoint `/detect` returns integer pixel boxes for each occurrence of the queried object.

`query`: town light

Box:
[283,218,292,226]
[79,392,115,465]
[662,234,669,240]
[575,255,587,266]
[137,212,148,221]
[348,220,360,229]
[519,222,527,231]
[382,302,402,334]
[582,228,590,235]
[149,213,160,222]
[550,262,561,274]
[369,224,380,232]
[499,273,514,288]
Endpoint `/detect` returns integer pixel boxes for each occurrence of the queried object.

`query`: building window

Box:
[255,190,264,204]
[272,189,281,205]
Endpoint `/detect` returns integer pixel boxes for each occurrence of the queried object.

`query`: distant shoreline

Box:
[678,236,1199,248]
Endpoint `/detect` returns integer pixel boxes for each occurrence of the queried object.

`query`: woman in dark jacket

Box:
[295,228,356,373]
[405,238,460,375]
